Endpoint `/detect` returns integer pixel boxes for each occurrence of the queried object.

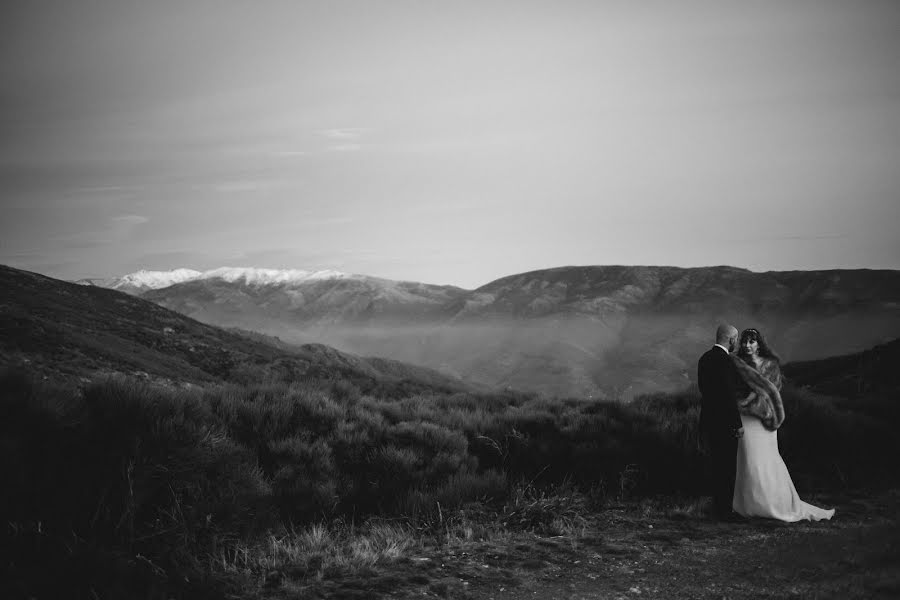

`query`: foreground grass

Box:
[197,488,900,599]
[1,369,897,598]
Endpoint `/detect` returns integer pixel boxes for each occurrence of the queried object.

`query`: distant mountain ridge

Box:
[83,264,900,399]
[80,266,359,295]
[1,264,470,395]
[110,268,203,291]
[463,265,899,315]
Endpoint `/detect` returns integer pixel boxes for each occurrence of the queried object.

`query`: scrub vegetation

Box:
[3,349,898,598]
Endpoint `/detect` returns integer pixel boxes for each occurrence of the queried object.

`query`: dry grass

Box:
[216,521,417,583]
[3,367,899,599]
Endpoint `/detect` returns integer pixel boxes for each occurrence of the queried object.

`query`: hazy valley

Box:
[0,265,469,395]
[104,264,900,400]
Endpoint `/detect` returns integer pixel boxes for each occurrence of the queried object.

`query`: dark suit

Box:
[697,345,747,516]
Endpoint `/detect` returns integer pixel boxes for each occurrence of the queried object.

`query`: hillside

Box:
[462,265,900,315]
[783,337,900,400]
[3,335,899,599]
[3,268,899,598]
[120,264,900,399]
[0,264,469,395]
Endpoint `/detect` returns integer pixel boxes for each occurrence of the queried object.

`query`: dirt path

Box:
[482,492,899,599]
[453,490,900,600]
[296,489,900,599]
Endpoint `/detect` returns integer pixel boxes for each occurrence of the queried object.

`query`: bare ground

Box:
[276,488,900,600]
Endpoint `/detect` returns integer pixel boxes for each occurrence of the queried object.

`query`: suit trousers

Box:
[705,431,738,515]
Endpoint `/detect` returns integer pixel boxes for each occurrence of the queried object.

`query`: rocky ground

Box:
[280,488,900,600]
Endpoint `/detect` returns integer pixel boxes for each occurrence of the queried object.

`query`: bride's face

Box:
[742,337,759,356]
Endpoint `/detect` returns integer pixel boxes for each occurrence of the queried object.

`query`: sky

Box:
[2,0,899,289]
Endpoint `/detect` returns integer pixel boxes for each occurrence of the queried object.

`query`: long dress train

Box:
[733,415,835,521]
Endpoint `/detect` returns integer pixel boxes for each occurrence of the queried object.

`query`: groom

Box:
[698,323,749,521]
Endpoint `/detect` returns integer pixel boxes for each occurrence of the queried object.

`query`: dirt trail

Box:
[298,489,900,600]
[483,492,899,599]
[457,490,900,600]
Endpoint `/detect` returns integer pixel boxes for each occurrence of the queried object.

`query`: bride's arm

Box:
[763,360,783,390]
[762,360,785,429]
[737,390,757,407]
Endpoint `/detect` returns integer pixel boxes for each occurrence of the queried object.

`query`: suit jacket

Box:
[697,346,747,437]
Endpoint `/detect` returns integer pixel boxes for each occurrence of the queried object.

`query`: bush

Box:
[3,366,897,598]
[0,372,272,598]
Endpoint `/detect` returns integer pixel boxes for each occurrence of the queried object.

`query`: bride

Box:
[731,328,835,521]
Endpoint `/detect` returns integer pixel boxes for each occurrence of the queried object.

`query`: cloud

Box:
[319,128,368,140]
[270,150,309,157]
[766,234,848,241]
[306,216,355,226]
[69,185,144,206]
[732,233,849,244]
[76,185,142,194]
[208,179,287,193]
[216,143,309,159]
[111,214,150,226]
[318,128,370,152]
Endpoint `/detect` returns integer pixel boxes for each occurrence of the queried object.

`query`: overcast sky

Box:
[2,0,898,288]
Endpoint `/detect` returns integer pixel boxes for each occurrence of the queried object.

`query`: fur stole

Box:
[731,356,785,431]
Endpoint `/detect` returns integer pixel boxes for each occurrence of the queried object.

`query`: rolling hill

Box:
[782,337,900,400]
[0,264,470,395]
[113,264,900,399]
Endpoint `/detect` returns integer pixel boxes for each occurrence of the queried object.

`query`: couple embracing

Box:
[698,324,836,522]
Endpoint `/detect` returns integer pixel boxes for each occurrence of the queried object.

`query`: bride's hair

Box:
[739,328,781,364]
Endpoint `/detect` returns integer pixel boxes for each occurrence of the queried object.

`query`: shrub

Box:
[0,372,272,598]
[3,365,897,598]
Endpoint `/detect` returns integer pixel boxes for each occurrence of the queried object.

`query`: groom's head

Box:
[715,324,739,353]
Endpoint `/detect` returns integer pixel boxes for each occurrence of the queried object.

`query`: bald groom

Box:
[698,324,749,520]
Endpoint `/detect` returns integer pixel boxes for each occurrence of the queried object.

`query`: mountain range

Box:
[84,264,900,399]
[0,264,469,395]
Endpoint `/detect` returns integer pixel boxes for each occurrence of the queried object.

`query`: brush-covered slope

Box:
[783,337,900,399]
[0,264,468,394]
[107,265,900,399]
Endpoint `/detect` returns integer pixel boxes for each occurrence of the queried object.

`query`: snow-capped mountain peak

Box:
[200,267,352,286]
[110,267,353,292]
[113,269,203,291]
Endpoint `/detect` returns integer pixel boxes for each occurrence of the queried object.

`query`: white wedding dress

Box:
[733,415,835,521]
